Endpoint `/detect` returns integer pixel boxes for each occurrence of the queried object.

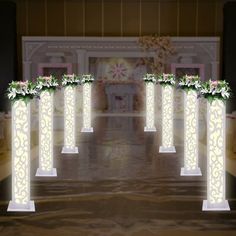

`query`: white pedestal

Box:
[61,146,79,154]
[181,90,202,176]
[202,200,230,211]
[202,99,230,211]
[62,86,78,154]
[36,168,57,177]
[7,200,35,212]
[81,127,94,133]
[8,100,34,212]
[159,85,175,153]
[37,91,56,177]
[159,146,176,153]
[144,82,156,132]
[144,126,156,132]
[180,167,202,176]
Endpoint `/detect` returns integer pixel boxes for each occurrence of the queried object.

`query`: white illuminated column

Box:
[159,85,176,153]
[144,82,156,132]
[8,100,35,212]
[202,99,230,211]
[62,86,78,153]
[36,91,57,176]
[181,90,202,176]
[81,83,93,132]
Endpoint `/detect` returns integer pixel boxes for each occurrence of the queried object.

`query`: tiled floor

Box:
[0,116,236,236]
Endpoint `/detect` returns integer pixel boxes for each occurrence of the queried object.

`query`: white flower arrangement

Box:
[62,74,80,87]
[143,73,157,83]
[157,73,175,86]
[200,79,232,103]
[81,74,94,84]
[138,36,175,74]
[7,80,37,103]
[36,75,59,92]
[178,75,201,92]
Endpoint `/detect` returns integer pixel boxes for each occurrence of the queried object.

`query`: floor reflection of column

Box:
[107,116,113,130]
[127,117,133,130]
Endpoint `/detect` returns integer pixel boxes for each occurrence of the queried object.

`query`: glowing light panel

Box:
[62,86,78,153]
[181,90,202,176]
[203,99,230,211]
[8,100,35,212]
[144,82,156,132]
[159,85,176,153]
[81,83,93,132]
[36,91,57,176]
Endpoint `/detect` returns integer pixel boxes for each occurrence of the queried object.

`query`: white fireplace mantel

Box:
[105,83,136,112]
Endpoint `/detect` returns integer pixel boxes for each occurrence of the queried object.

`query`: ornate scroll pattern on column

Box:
[185,90,198,171]
[65,86,75,148]
[146,82,155,128]
[162,85,173,147]
[208,99,225,204]
[40,91,53,171]
[13,100,30,204]
[83,83,91,128]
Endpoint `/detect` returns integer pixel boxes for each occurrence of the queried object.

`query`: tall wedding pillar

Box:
[81,82,93,132]
[8,100,35,211]
[202,99,230,211]
[144,82,156,132]
[159,85,176,153]
[62,86,78,153]
[181,90,202,176]
[36,91,57,176]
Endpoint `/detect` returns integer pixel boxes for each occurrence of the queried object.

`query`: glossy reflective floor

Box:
[0,117,236,236]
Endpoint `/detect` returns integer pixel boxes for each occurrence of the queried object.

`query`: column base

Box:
[144,126,157,132]
[202,200,230,211]
[81,127,93,133]
[159,146,176,153]
[35,168,57,177]
[180,167,202,176]
[61,146,79,154]
[7,200,35,212]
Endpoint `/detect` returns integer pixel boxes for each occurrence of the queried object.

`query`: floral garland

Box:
[81,74,94,84]
[7,80,37,104]
[178,75,201,92]
[200,80,232,103]
[157,73,175,86]
[36,75,58,93]
[62,74,80,87]
[143,73,157,83]
[138,36,175,74]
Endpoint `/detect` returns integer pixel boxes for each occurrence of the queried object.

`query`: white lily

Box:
[221,88,229,98]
